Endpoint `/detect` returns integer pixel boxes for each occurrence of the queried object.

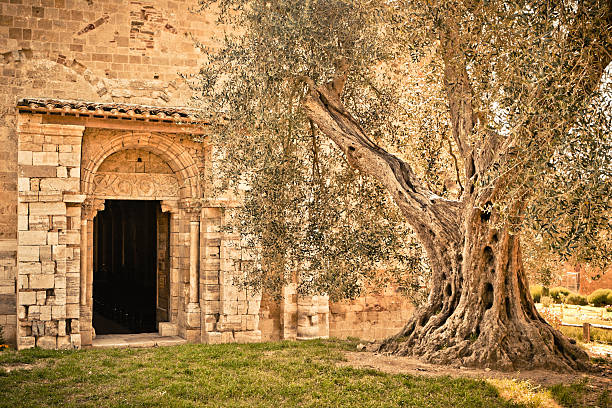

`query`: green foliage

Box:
[564,293,588,306]
[549,287,571,304]
[587,288,612,307]
[529,284,542,303]
[192,0,435,301]
[192,0,612,301]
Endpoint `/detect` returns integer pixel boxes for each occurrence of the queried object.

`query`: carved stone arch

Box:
[82,132,202,200]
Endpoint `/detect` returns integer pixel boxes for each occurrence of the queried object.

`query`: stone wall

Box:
[0,0,216,345]
[16,116,85,349]
[259,286,413,342]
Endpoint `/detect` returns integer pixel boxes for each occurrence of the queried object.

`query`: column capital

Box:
[82,198,105,220]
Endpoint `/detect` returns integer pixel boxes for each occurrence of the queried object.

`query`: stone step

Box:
[91,333,186,349]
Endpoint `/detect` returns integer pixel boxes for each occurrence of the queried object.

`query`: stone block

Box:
[234,330,261,343]
[40,306,52,321]
[57,335,72,350]
[18,291,36,305]
[66,304,80,319]
[45,321,57,336]
[204,331,223,344]
[19,336,36,350]
[52,306,65,319]
[19,231,47,246]
[38,192,63,202]
[59,231,79,245]
[58,320,66,336]
[18,151,33,165]
[36,290,46,305]
[158,322,178,337]
[36,336,57,350]
[52,245,66,260]
[30,274,55,289]
[18,246,39,262]
[59,152,80,167]
[41,261,56,274]
[70,333,81,348]
[28,216,50,231]
[29,202,65,216]
[19,165,58,178]
[39,246,52,261]
[32,152,59,166]
[18,215,29,231]
[18,177,30,192]
[19,192,38,203]
[221,331,235,343]
[54,276,66,289]
[40,178,80,192]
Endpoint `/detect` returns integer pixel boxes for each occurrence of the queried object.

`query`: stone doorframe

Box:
[79,132,203,345]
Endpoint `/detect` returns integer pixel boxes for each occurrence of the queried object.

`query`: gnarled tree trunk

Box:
[381,204,588,371]
[300,43,592,371]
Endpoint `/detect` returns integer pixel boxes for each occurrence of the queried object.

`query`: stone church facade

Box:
[0,1,412,349]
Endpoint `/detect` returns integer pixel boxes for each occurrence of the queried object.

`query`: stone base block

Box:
[18,336,35,350]
[158,322,178,337]
[203,331,223,344]
[185,329,200,343]
[36,336,57,349]
[57,335,72,349]
[234,330,261,344]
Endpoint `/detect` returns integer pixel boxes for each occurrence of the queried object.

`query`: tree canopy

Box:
[193,0,611,301]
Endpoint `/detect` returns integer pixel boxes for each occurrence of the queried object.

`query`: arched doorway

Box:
[80,136,203,343]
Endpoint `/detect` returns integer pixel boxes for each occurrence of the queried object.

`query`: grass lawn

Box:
[0,339,606,408]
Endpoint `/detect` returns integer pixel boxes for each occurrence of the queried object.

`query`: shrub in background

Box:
[588,288,612,307]
[549,287,571,304]
[565,293,588,306]
[541,296,553,307]
[530,284,543,303]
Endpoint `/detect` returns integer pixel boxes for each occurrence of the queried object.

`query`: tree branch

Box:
[302,79,462,247]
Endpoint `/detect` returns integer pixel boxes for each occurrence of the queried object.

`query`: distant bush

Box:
[565,293,588,306]
[549,287,571,303]
[587,288,612,307]
[530,284,543,303]
[541,296,552,307]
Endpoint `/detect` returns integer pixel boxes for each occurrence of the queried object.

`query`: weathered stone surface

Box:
[36,336,56,349]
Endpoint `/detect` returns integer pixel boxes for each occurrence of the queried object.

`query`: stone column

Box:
[183,207,201,343]
[80,219,87,306]
[189,220,200,304]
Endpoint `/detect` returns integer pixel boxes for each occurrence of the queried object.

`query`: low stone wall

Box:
[329,288,414,341]
[259,286,414,342]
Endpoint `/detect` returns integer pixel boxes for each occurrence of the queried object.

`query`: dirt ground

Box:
[340,351,610,386]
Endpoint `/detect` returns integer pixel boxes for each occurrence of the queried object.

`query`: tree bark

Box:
[381,204,589,371]
[301,77,590,371]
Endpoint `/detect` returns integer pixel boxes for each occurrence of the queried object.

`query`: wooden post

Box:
[582,322,591,343]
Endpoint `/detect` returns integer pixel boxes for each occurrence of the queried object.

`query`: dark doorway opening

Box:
[93,200,161,334]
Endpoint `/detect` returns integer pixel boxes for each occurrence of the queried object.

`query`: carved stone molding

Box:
[160,200,180,214]
[92,172,180,199]
[82,198,105,220]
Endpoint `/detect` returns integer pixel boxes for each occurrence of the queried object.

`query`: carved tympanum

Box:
[93,172,180,198]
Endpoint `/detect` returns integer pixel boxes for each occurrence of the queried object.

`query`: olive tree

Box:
[193,0,611,370]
